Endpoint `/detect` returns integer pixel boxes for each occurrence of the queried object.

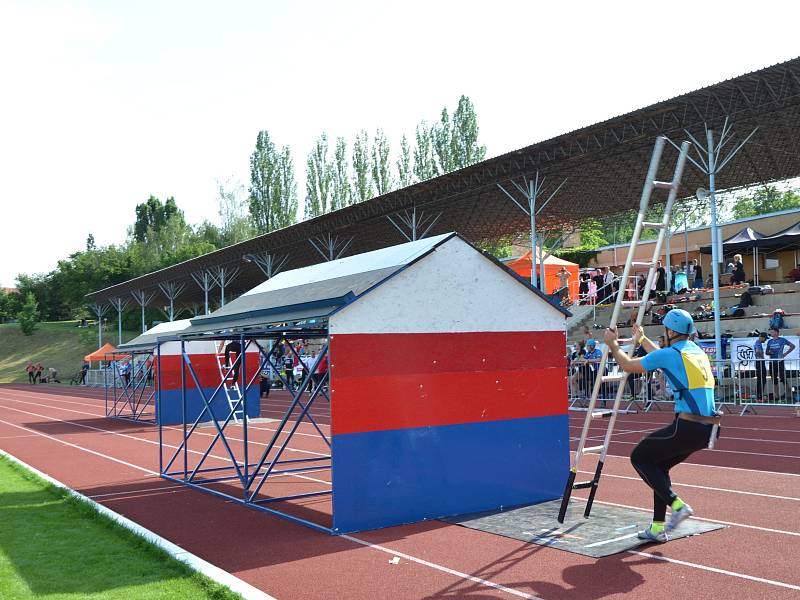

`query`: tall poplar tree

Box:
[413,122,437,182]
[450,95,487,169]
[331,137,352,210]
[396,134,413,188]
[248,130,297,233]
[305,133,333,218]
[370,129,392,195]
[432,108,454,174]
[352,130,372,202]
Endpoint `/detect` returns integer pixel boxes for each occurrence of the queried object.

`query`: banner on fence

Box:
[729,336,800,370]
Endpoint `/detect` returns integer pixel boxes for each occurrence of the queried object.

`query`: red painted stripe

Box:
[157,355,260,390]
[331,367,567,435]
[329,331,566,378]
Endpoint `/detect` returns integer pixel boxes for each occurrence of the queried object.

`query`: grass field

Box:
[0,454,242,599]
[0,321,139,383]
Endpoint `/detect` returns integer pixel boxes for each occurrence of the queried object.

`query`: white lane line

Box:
[590,451,800,478]
[340,534,541,599]
[583,439,800,460]
[577,497,800,537]
[626,550,800,592]
[0,449,276,600]
[0,411,539,600]
[583,532,639,548]
[88,484,187,499]
[0,417,157,475]
[577,469,800,502]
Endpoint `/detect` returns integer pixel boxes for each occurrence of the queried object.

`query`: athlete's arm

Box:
[784,339,796,357]
[603,328,647,374]
[631,323,659,354]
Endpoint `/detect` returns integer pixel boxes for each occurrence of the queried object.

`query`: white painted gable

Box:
[330,236,566,334]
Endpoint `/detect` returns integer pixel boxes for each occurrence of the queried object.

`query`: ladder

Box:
[557,136,690,524]
[215,341,245,424]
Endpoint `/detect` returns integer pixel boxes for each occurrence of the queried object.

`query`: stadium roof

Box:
[89,56,800,308]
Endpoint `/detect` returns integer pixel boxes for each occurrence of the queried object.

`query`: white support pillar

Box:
[88,302,110,347]
[191,270,216,315]
[243,252,289,279]
[130,290,155,334]
[310,234,354,262]
[208,266,241,307]
[157,281,186,322]
[110,297,130,346]
[386,207,442,242]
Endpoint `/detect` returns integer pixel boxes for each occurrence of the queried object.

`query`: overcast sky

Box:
[1,0,799,287]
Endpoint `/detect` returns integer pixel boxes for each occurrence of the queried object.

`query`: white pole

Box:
[529,178,538,289]
[707,130,723,362]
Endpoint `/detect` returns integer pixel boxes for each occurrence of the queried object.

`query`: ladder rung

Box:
[632,261,655,267]
[653,180,674,190]
[573,480,596,490]
[642,221,665,229]
[592,410,613,418]
[582,445,605,454]
[601,374,625,383]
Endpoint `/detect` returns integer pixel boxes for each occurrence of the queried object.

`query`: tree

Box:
[732,186,800,220]
[86,233,96,251]
[413,122,437,182]
[450,95,486,169]
[352,130,372,202]
[432,108,453,174]
[133,196,179,243]
[248,131,297,232]
[17,292,39,336]
[370,129,392,195]
[216,178,252,245]
[579,218,609,249]
[396,134,413,189]
[305,133,333,218]
[331,137,351,210]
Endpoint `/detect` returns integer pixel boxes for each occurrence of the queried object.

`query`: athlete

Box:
[603,308,720,543]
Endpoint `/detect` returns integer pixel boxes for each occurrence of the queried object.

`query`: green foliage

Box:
[451,95,487,168]
[216,178,253,245]
[248,130,298,233]
[477,236,514,259]
[732,186,800,220]
[370,129,392,195]
[133,195,179,243]
[413,121,437,182]
[396,134,412,189]
[331,137,351,210]
[17,292,39,336]
[352,130,372,202]
[578,218,608,250]
[305,133,333,218]
[554,247,599,267]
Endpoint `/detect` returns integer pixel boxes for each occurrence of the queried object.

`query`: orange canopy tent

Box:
[506,252,580,298]
[84,343,129,363]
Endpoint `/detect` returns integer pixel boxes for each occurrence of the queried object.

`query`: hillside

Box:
[0,321,140,383]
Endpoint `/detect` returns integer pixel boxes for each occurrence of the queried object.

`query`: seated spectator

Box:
[787,264,800,282]
[47,367,61,384]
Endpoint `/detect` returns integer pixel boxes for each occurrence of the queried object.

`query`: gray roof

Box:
[88,56,800,308]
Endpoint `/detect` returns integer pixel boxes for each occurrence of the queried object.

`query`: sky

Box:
[1,0,799,287]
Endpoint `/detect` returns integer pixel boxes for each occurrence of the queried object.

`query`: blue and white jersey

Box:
[640,340,715,416]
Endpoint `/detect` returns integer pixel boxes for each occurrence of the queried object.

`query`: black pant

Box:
[630,417,715,521]
[755,359,767,399]
[28,372,34,384]
[769,360,786,385]
[283,369,294,391]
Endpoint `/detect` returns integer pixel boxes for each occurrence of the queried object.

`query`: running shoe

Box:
[667,503,694,532]
[637,527,667,543]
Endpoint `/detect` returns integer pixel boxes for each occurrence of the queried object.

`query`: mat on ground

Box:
[441,499,724,557]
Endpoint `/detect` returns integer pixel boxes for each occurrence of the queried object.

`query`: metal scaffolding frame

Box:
[158,326,334,533]
[104,349,156,423]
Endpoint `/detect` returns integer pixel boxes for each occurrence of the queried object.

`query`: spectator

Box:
[556,268,570,300]
[787,263,800,282]
[638,273,647,296]
[34,363,44,384]
[47,367,61,384]
[313,351,329,394]
[655,261,666,292]
[753,332,768,402]
[692,260,703,289]
[602,267,615,304]
[26,362,35,384]
[282,347,295,391]
[731,254,746,285]
[119,361,131,387]
[80,361,89,385]
[765,327,796,400]
[579,273,590,305]
[592,270,604,303]
[259,367,271,398]
[705,273,714,289]
[569,341,587,398]
[583,339,603,404]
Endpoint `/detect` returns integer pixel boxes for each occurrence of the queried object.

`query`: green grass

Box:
[0,454,243,599]
[0,321,140,383]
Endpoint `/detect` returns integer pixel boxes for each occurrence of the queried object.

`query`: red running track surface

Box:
[0,383,798,599]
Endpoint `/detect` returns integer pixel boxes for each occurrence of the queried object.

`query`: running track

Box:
[0,384,798,599]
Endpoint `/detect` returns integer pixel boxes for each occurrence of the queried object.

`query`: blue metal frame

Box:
[158,329,334,533]
[104,349,157,424]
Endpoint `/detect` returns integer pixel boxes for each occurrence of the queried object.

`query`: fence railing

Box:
[567,357,800,416]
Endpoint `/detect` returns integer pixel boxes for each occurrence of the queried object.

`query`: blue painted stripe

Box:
[157,387,260,425]
[331,414,569,533]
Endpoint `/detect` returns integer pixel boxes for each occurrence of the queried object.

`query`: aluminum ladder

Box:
[215,341,245,424]
[557,136,690,523]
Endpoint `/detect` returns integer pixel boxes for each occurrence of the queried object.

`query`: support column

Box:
[497,172,567,289]
[208,266,241,307]
[190,270,216,315]
[88,302,110,347]
[130,290,155,334]
[243,251,289,279]
[110,297,130,345]
[669,118,758,363]
[386,207,442,242]
[158,281,186,322]
[310,234,354,262]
